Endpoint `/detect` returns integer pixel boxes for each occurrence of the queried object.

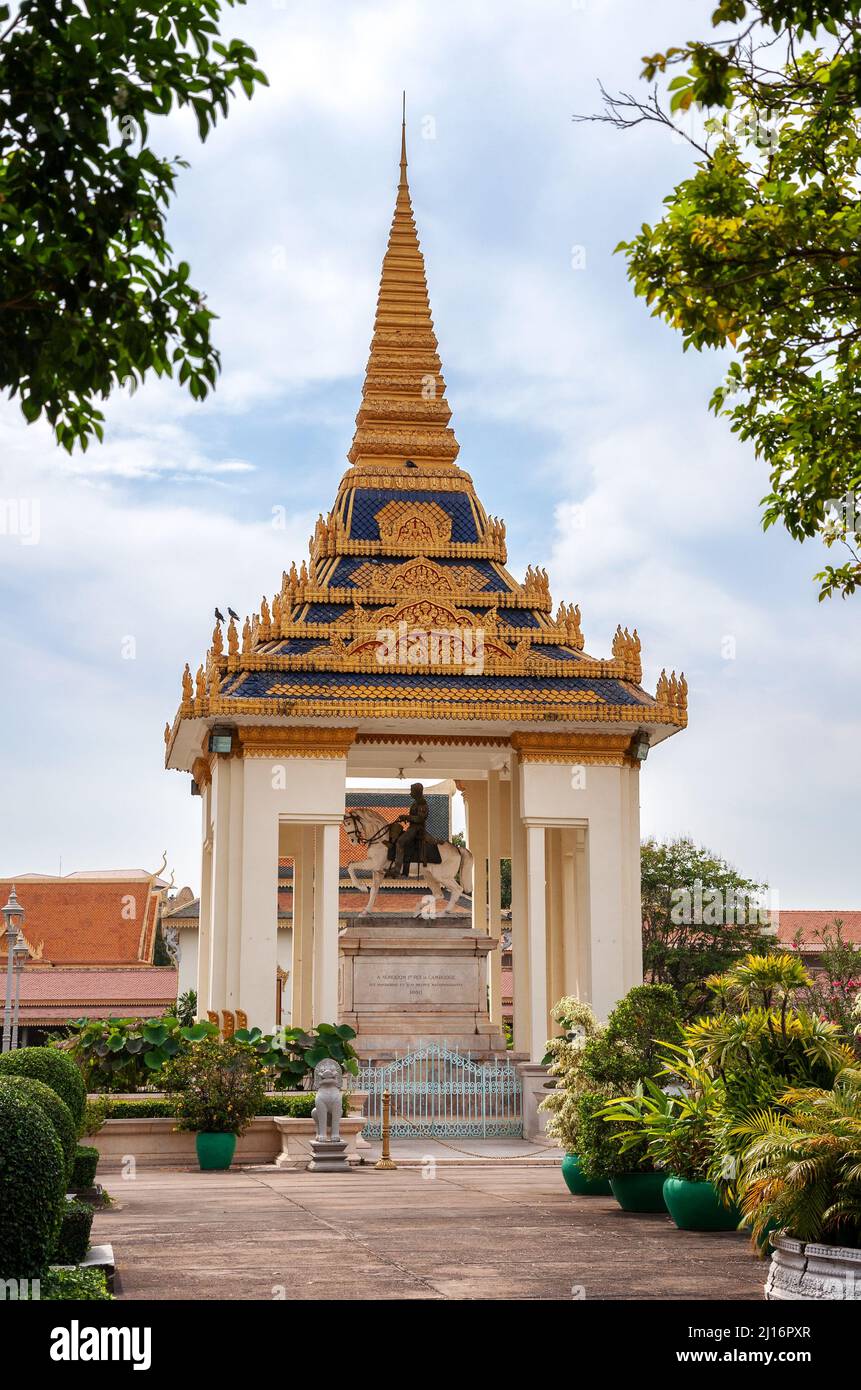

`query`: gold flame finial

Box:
[399,91,407,187]
[346,97,460,473]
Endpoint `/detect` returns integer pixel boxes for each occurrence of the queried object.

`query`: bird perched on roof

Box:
[228,607,239,621]
[214,607,225,624]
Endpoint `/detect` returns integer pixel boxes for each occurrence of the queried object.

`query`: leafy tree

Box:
[176,989,198,1027]
[640,836,769,1017]
[579,1,861,598]
[500,856,511,910]
[0,0,267,451]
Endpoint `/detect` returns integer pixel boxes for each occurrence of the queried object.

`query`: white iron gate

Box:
[353,1044,522,1139]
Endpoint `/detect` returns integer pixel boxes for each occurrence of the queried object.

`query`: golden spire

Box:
[348,98,460,472]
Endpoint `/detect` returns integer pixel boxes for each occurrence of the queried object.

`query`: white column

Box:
[622,764,643,992]
[560,827,579,998]
[225,756,244,1009]
[487,769,503,1026]
[196,783,213,1016]
[509,754,530,1054]
[526,824,548,1062]
[237,763,279,1031]
[313,822,340,1023]
[208,757,233,1014]
[299,823,316,1027]
[585,809,626,1021]
[465,781,488,933]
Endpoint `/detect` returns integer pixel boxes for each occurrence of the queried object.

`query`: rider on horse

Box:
[386,782,428,878]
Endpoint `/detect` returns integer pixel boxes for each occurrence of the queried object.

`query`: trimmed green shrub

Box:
[0,1046,86,1126]
[70,1145,100,1190]
[0,1088,65,1279]
[102,1097,174,1119]
[54,1199,94,1264]
[102,1091,323,1119]
[577,1091,650,1180]
[80,1096,109,1136]
[41,1267,112,1300]
[0,1075,77,1181]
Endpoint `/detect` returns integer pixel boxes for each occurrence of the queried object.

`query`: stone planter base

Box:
[766,1236,861,1300]
[90,1115,369,1170]
[273,1116,367,1170]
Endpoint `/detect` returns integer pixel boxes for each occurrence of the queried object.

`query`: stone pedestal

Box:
[339,913,507,1058]
[518,1062,553,1141]
[307,1137,350,1173]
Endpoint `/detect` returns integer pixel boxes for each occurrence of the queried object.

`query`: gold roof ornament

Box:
[347,102,460,475]
[164,108,688,757]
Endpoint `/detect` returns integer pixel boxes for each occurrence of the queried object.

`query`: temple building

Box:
[164,117,687,1061]
[0,870,177,1044]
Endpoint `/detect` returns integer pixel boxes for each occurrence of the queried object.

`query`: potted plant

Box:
[561,984,682,1211]
[540,998,611,1195]
[736,1067,861,1300]
[599,1056,740,1231]
[683,952,855,1222]
[163,1037,266,1170]
[577,1089,666,1210]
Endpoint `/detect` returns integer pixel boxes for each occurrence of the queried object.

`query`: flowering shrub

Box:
[546,985,682,1179]
[162,1038,267,1136]
[539,998,603,1153]
[789,920,861,1050]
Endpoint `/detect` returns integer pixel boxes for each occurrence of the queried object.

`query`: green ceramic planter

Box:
[195,1132,237,1171]
[561,1153,613,1196]
[662,1177,741,1232]
[609,1170,668,1213]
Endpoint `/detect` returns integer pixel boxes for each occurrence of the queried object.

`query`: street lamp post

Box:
[11,940,29,1050]
[2,886,25,1053]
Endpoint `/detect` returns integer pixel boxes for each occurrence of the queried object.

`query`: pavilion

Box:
[164,117,687,1062]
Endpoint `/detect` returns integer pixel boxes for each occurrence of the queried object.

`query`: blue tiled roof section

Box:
[345,790,450,839]
[348,489,478,543]
[538,645,583,661]
[303,603,349,623]
[503,609,541,628]
[228,668,648,706]
[271,638,326,655]
[328,556,367,585]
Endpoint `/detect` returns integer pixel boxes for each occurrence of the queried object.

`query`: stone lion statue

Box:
[311,1058,343,1142]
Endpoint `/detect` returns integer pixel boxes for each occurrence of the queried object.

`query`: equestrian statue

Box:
[343,783,474,916]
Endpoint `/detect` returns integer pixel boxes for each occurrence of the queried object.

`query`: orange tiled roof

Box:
[18,965,177,1024]
[775,910,861,948]
[0,875,163,965]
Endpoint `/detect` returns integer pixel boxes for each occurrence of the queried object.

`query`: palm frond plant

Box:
[683,1009,854,1088]
[598,1052,720,1182]
[708,952,812,1014]
[735,1068,861,1252]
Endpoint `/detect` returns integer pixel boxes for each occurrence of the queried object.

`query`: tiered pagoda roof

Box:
[165,116,687,756]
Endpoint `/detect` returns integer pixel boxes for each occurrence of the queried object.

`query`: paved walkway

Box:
[93,1165,765,1301]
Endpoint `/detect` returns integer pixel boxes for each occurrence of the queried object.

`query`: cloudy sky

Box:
[1,0,857,906]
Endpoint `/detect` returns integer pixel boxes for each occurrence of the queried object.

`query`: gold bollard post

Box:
[374,1089,397,1170]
